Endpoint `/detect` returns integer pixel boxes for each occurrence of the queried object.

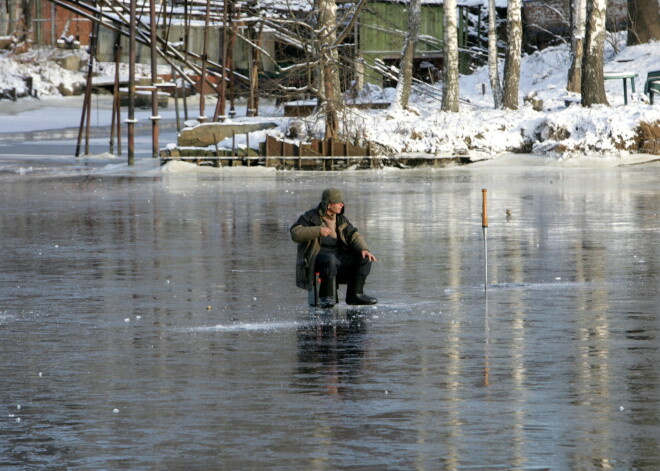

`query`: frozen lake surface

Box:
[1,152,659,469]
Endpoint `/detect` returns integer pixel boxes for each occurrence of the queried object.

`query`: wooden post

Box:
[246,132,250,165]
[213,133,220,167]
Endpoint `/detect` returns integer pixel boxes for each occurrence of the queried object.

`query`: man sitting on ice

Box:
[290,188,378,308]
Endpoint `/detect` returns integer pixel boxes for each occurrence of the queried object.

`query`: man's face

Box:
[327,202,344,216]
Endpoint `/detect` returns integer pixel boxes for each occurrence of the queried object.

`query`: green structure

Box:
[358,0,471,87]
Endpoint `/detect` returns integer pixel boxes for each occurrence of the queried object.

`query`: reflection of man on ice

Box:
[291,188,378,308]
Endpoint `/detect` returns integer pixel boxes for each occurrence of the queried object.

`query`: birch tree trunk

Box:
[581,0,609,106]
[567,0,587,93]
[488,0,502,108]
[441,0,459,112]
[627,0,660,45]
[318,0,341,139]
[393,0,421,109]
[502,0,522,110]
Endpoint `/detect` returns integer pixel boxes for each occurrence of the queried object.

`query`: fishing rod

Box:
[482,188,488,292]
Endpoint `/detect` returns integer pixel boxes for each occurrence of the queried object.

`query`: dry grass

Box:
[638,120,660,139]
[635,120,660,154]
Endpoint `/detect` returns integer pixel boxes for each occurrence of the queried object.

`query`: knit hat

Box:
[322,188,344,204]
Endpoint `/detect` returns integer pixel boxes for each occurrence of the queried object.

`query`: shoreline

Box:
[1,95,659,165]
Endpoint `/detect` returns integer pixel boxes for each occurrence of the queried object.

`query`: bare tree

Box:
[487,0,502,108]
[567,0,587,93]
[442,0,459,112]
[257,0,367,139]
[393,0,421,110]
[502,0,522,109]
[316,0,342,138]
[581,0,609,106]
[627,0,660,45]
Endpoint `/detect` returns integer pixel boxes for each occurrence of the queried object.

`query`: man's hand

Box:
[361,250,378,262]
[320,227,332,237]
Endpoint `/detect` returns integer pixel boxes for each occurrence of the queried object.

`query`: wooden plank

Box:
[265,135,283,157]
[311,138,324,155]
[330,138,345,157]
[283,142,297,157]
[299,143,321,157]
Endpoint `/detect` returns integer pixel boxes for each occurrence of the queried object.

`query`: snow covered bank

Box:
[342,38,660,159]
[1,37,659,161]
[0,48,87,97]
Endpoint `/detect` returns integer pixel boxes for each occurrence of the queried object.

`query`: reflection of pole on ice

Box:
[482,189,488,292]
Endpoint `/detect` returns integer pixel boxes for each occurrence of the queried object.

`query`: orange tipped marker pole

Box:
[482,189,488,292]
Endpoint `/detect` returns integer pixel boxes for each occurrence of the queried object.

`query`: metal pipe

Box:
[150,0,160,157]
[127,0,136,166]
[198,0,211,123]
[75,11,98,157]
[228,0,236,118]
[214,0,229,122]
[172,66,181,132]
[182,0,190,121]
[112,37,122,155]
[84,18,99,156]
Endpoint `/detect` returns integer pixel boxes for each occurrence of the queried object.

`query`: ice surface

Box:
[1,34,660,471]
[0,164,658,469]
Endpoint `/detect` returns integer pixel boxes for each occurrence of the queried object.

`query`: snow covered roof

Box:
[253,0,508,9]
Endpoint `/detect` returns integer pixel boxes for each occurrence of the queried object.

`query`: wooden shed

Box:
[358,0,471,87]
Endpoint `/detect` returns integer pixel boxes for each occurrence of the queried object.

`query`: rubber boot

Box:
[319,278,336,308]
[346,274,377,305]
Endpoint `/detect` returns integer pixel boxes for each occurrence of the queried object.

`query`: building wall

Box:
[360,3,445,57]
[35,1,93,47]
[359,2,472,87]
[96,24,277,74]
[359,2,447,86]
